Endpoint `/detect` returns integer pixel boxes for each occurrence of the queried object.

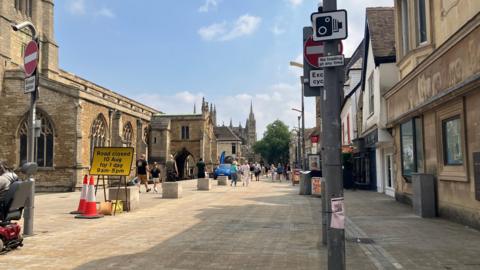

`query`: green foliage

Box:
[253,120,290,165]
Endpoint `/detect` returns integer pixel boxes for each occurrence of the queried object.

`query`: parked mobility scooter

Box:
[0,163,36,253]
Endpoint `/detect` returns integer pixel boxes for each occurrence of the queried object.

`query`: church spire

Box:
[229,118,233,128]
[193,103,196,114]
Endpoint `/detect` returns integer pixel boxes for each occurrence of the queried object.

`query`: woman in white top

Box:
[242,162,251,187]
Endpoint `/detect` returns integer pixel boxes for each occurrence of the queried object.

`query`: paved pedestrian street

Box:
[1,178,480,270]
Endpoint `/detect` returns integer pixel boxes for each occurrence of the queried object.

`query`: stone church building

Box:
[228,102,258,162]
[0,0,158,191]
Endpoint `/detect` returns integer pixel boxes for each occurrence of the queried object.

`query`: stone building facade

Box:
[214,126,242,162]
[386,0,480,228]
[149,99,217,179]
[0,0,159,191]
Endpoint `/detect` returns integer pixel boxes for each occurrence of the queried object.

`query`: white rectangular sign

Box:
[318,55,345,68]
[310,70,324,87]
[24,76,36,93]
[312,10,348,41]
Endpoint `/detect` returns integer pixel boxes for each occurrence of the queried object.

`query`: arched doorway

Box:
[175,148,195,180]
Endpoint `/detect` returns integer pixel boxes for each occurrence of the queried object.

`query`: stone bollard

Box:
[197,178,212,190]
[162,182,182,199]
[217,176,228,186]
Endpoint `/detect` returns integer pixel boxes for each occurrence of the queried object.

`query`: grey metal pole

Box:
[297,116,302,169]
[301,83,306,169]
[320,91,328,247]
[322,0,345,269]
[11,21,38,236]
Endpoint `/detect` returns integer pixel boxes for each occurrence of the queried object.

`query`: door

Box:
[384,154,395,197]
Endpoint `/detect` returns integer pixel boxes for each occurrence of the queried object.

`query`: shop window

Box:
[442,116,463,165]
[19,110,54,167]
[400,117,424,180]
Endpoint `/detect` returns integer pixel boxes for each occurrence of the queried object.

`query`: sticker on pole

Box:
[90,147,134,176]
[23,40,39,77]
[330,197,345,229]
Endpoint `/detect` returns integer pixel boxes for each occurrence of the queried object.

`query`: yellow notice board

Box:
[89,147,134,176]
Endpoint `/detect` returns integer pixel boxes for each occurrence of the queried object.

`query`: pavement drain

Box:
[346,237,375,244]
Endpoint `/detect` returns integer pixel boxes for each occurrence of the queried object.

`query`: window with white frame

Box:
[368,74,374,115]
[417,0,427,44]
[401,0,410,55]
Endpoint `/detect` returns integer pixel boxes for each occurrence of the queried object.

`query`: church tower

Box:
[247,101,257,146]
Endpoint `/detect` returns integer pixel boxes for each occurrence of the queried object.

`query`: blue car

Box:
[214,164,232,179]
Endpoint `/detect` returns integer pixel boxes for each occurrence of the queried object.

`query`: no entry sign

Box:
[23,40,39,77]
[304,36,343,68]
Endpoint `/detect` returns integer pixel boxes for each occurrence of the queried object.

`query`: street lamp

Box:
[11,21,39,236]
[290,60,307,170]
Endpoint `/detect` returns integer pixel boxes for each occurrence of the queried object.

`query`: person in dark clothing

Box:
[150,162,161,193]
[136,154,151,192]
[196,158,206,179]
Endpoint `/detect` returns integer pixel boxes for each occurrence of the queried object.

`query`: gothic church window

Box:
[14,0,33,17]
[90,114,108,159]
[123,122,133,147]
[19,110,54,167]
[181,126,189,140]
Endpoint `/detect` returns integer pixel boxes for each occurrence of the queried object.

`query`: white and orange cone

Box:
[75,175,104,219]
[70,175,88,214]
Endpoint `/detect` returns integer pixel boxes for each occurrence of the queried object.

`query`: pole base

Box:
[74,214,104,219]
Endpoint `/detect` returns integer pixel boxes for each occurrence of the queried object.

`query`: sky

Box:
[55,0,393,138]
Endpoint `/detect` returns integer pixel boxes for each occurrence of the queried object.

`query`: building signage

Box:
[24,76,36,93]
[318,55,345,68]
[311,10,348,41]
[90,147,134,176]
[312,177,322,196]
[310,70,324,87]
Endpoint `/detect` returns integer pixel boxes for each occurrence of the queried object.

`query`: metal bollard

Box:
[23,177,35,236]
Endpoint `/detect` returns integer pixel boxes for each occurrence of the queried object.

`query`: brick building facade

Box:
[0,0,158,191]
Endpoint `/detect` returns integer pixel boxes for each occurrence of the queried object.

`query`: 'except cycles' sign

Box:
[89,147,134,176]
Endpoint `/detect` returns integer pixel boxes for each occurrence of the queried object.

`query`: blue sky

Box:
[55,0,393,137]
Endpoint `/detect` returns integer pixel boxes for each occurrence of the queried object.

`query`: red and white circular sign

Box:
[304,36,343,68]
[24,40,39,77]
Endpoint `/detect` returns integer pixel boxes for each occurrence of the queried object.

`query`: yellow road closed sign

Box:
[90,147,134,176]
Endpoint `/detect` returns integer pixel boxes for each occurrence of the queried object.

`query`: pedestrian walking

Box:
[165,155,179,182]
[254,163,261,181]
[270,164,276,182]
[242,162,250,187]
[150,162,161,193]
[230,161,238,187]
[196,158,206,179]
[136,154,151,192]
[276,163,284,181]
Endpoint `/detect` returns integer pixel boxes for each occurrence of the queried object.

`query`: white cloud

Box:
[67,0,86,15]
[272,25,286,35]
[198,0,220,13]
[199,14,262,42]
[96,7,115,18]
[288,0,303,7]
[198,22,227,41]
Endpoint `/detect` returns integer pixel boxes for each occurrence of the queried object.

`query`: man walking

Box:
[136,154,151,192]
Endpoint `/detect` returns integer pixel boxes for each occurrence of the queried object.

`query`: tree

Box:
[253,120,290,165]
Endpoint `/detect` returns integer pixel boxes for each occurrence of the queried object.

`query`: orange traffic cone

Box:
[75,175,103,219]
[70,175,88,214]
